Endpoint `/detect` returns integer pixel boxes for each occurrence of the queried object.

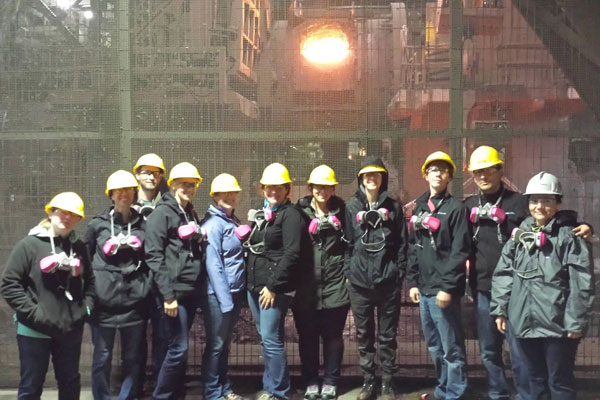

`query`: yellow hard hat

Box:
[421,151,457,175]
[308,165,338,186]
[210,173,242,196]
[45,192,85,219]
[260,163,292,185]
[133,153,166,174]
[468,145,504,171]
[358,164,387,176]
[167,162,202,186]
[106,170,139,196]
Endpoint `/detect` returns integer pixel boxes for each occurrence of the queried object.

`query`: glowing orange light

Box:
[301,26,350,65]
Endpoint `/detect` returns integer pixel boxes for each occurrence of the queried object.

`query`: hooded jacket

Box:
[85,207,151,327]
[200,204,246,313]
[490,211,595,338]
[345,157,408,289]
[407,190,471,296]
[246,199,310,294]
[1,225,95,337]
[464,185,529,292]
[296,195,349,310]
[145,191,203,302]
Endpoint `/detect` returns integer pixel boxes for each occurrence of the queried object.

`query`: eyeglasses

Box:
[528,197,557,205]
[473,166,499,175]
[140,170,161,177]
[426,167,449,175]
[178,181,198,189]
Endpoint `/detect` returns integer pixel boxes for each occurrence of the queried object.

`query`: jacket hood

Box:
[357,156,389,193]
[160,191,194,214]
[92,206,143,225]
[28,224,54,237]
[298,195,345,215]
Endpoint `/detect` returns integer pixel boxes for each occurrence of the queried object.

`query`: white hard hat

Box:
[524,171,562,196]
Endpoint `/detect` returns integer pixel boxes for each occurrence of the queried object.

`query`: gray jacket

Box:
[490,211,595,338]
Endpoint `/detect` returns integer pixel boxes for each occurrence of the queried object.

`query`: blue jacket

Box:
[201,204,246,312]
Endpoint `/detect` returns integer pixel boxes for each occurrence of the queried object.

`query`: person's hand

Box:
[409,287,420,303]
[572,224,592,241]
[567,331,582,339]
[435,290,451,309]
[495,316,507,334]
[164,299,178,318]
[259,287,276,309]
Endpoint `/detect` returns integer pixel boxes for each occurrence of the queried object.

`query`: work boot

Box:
[357,379,375,400]
[321,384,337,400]
[380,379,396,400]
[304,384,320,400]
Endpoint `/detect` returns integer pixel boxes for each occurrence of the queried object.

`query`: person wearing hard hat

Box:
[145,162,204,399]
[464,145,592,400]
[491,172,595,400]
[407,151,471,400]
[133,153,166,219]
[199,173,246,400]
[344,156,408,400]
[293,165,349,400]
[244,163,309,400]
[84,170,151,400]
[1,192,94,399]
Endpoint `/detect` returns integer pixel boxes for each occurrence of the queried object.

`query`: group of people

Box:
[0,146,595,400]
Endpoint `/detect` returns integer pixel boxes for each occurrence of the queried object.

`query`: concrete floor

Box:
[1,376,599,400]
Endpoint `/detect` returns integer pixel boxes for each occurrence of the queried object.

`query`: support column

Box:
[117,0,133,168]
[449,0,463,198]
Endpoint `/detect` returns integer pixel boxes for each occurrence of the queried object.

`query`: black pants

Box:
[292,304,350,386]
[347,282,401,380]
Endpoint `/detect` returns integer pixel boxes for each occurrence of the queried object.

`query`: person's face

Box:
[136,166,163,191]
[425,161,452,193]
[312,184,335,204]
[213,192,239,212]
[48,208,81,236]
[171,178,198,204]
[528,195,560,226]
[110,187,136,209]
[472,165,503,194]
[263,185,288,207]
[362,172,382,192]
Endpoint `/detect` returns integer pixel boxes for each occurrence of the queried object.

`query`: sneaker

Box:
[304,384,320,400]
[257,393,275,400]
[357,380,375,400]
[321,384,337,400]
[380,380,396,400]
[225,393,244,400]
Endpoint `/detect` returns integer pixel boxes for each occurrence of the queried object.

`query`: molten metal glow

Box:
[301,27,350,65]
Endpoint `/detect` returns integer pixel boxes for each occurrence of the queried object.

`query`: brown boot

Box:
[357,379,375,400]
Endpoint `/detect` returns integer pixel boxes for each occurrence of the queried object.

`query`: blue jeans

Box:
[518,337,579,400]
[247,290,292,400]
[419,295,468,400]
[91,322,146,400]
[200,292,244,400]
[292,305,349,386]
[152,298,197,400]
[476,291,529,400]
[17,325,83,400]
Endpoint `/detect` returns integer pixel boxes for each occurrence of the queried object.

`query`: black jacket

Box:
[464,185,529,292]
[145,192,203,302]
[407,190,471,296]
[246,199,309,294]
[344,157,408,289]
[85,207,151,327]
[296,195,349,310]
[491,211,595,338]
[1,225,95,337]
